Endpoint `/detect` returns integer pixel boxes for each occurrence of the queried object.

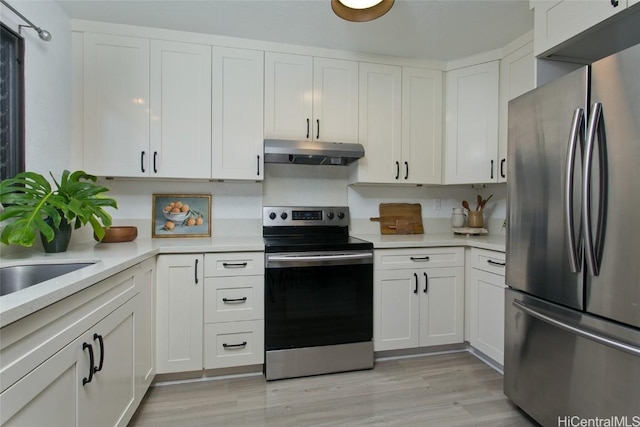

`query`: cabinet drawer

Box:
[203,320,264,369]
[471,248,506,276]
[375,247,464,270]
[203,276,264,323]
[204,252,264,277]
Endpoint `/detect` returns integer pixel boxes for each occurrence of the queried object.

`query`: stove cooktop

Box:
[263,235,372,253]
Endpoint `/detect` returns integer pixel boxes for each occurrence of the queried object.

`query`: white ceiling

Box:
[56,0,534,61]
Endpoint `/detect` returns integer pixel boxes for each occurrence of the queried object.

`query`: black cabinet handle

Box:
[611,0,619,6]
[410,256,430,262]
[423,272,429,294]
[395,161,400,180]
[223,262,248,268]
[413,273,418,294]
[404,161,409,180]
[257,155,260,176]
[316,119,320,139]
[500,159,506,178]
[82,342,95,386]
[93,333,104,373]
[140,151,146,173]
[491,160,494,179]
[194,259,199,284]
[306,118,310,139]
[222,297,248,303]
[223,341,247,349]
[487,259,506,267]
[153,151,158,173]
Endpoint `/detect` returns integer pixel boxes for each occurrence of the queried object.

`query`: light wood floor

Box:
[129,352,537,427]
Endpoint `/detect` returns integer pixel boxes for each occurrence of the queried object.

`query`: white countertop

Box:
[353,232,506,252]
[0,235,265,327]
[1,232,504,327]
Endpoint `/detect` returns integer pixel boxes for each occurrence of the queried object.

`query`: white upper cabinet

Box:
[312,57,359,143]
[150,40,212,179]
[533,0,630,56]
[83,34,150,177]
[264,52,358,143]
[444,61,500,185]
[212,47,264,180]
[498,40,535,182]
[349,62,402,184]
[402,67,443,184]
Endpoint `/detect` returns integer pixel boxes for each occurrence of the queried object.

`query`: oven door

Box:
[265,251,373,351]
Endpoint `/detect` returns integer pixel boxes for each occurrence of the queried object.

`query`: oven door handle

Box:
[266,252,373,267]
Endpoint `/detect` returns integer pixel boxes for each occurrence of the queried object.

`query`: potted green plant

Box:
[0,170,118,252]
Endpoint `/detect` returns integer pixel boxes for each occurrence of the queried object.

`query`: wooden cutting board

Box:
[370,203,424,235]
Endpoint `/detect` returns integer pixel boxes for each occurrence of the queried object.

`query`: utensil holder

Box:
[467,211,483,228]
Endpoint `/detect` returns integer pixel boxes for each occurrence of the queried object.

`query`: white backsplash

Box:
[96,168,506,237]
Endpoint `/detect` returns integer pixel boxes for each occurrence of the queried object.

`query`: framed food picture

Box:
[152,194,211,238]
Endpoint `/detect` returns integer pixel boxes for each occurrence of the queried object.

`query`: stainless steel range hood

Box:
[263,139,364,166]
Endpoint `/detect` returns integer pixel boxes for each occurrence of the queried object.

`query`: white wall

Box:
[1,0,72,177]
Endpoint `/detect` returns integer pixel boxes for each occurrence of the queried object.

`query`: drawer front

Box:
[375,247,464,270]
[203,276,264,323]
[203,320,264,369]
[471,248,506,276]
[204,252,264,277]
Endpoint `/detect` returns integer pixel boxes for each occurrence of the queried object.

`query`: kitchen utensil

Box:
[480,194,493,210]
[476,194,483,211]
[370,203,424,235]
[462,200,471,211]
[94,226,138,243]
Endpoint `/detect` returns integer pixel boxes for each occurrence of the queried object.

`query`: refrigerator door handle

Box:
[583,102,607,276]
[513,299,640,358]
[565,108,584,273]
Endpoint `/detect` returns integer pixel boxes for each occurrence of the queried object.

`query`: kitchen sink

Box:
[0,262,96,297]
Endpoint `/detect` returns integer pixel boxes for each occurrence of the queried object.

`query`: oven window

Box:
[265,263,373,350]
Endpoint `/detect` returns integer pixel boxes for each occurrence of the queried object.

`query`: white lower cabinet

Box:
[135,257,156,403]
[155,254,204,374]
[155,252,265,374]
[0,261,153,427]
[374,248,465,351]
[203,253,264,369]
[468,248,506,365]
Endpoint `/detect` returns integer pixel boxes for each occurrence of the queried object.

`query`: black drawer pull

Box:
[487,259,506,267]
[413,273,418,294]
[223,262,248,268]
[223,341,247,349]
[410,256,430,262]
[423,272,429,294]
[82,343,95,386]
[222,297,248,303]
[93,333,104,373]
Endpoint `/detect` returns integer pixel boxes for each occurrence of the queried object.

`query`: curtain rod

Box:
[1,0,52,41]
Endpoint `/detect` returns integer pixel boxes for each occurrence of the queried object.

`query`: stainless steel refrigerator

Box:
[505,43,640,426]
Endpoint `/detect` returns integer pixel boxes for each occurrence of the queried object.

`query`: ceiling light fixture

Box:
[331,0,394,22]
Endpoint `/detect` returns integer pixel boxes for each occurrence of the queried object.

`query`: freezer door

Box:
[585,43,640,329]
[504,288,640,426]
[506,67,588,310]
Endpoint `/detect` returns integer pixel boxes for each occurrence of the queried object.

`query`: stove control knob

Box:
[268,212,277,220]
[327,212,335,220]
[337,211,345,220]
[280,212,288,220]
